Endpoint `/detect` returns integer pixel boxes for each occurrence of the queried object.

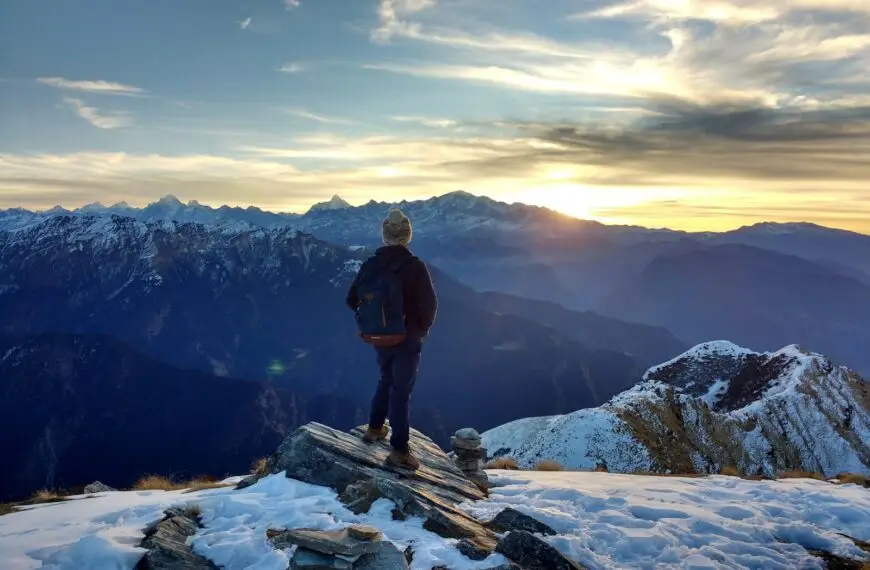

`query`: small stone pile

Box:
[451,428,489,491]
[267,524,409,569]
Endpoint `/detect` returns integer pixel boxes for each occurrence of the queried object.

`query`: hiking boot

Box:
[386,449,421,471]
[361,425,389,443]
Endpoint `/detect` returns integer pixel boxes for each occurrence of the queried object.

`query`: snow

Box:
[464,471,870,570]
[6,471,868,569]
[0,474,509,570]
[642,340,753,381]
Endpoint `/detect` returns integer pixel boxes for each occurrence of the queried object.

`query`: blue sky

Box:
[2,0,870,232]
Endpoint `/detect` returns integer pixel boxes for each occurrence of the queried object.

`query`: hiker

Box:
[346,208,438,470]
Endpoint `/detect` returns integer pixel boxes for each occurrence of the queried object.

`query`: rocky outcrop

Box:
[266,525,396,569]
[267,423,499,557]
[484,342,870,477]
[496,531,586,570]
[135,507,217,570]
[83,481,116,494]
[485,508,557,536]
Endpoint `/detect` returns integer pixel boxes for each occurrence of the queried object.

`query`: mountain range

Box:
[482,341,870,477]
[4,191,868,375]
[0,214,684,499]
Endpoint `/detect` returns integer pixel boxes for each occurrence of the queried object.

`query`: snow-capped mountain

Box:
[307,194,352,212]
[483,341,870,477]
[0,195,300,232]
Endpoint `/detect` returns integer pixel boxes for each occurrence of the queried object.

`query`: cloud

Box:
[62,98,133,129]
[37,77,146,96]
[240,17,252,29]
[391,116,458,128]
[279,62,307,73]
[283,108,355,125]
[285,0,300,8]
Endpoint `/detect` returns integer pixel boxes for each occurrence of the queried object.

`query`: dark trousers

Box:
[369,337,422,452]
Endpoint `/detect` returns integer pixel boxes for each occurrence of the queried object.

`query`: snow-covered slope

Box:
[3,470,869,570]
[483,341,870,477]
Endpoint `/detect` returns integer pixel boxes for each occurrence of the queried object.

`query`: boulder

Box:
[268,527,382,558]
[135,507,218,570]
[289,549,353,570]
[269,423,498,556]
[354,542,410,570]
[485,508,557,536]
[83,481,116,493]
[495,530,587,570]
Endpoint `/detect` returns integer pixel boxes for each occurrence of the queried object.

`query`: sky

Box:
[1,0,869,233]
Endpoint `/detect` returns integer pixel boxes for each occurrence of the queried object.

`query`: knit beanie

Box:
[382,208,413,246]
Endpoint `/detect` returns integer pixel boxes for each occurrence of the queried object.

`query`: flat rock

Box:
[84,481,116,494]
[289,548,352,570]
[496,530,586,570]
[269,423,498,556]
[485,508,556,536]
[135,508,218,570]
[347,525,382,541]
[268,527,382,557]
[354,542,410,570]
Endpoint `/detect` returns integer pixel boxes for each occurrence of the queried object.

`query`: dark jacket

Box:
[346,245,438,338]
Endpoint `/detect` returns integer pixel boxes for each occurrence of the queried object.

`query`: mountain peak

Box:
[155,194,184,207]
[308,195,352,212]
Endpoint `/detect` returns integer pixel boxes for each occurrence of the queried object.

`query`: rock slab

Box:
[269,527,383,558]
[485,508,557,536]
[269,423,498,556]
[495,530,587,570]
[135,507,218,570]
[289,549,353,570]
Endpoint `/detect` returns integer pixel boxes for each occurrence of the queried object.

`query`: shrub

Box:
[0,503,16,516]
[593,465,608,473]
[534,460,564,472]
[486,456,520,470]
[720,465,741,476]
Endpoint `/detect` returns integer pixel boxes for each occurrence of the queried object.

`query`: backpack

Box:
[354,257,412,347]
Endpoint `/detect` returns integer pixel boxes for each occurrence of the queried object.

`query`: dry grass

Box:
[534,460,565,472]
[133,475,232,493]
[0,503,17,516]
[32,489,62,501]
[251,457,270,476]
[486,457,519,470]
[836,473,870,487]
[777,471,826,481]
[720,465,741,477]
[593,465,609,473]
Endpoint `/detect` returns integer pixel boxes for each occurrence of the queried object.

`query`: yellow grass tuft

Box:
[251,457,270,476]
[133,475,232,493]
[777,471,826,481]
[534,460,564,472]
[32,489,62,502]
[486,457,519,470]
[720,465,741,477]
[0,503,17,516]
[835,473,870,487]
[593,465,609,473]
[133,475,182,491]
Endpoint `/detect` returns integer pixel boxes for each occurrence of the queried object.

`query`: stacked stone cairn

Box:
[451,428,489,491]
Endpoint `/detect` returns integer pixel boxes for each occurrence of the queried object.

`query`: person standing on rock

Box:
[346,208,438,470]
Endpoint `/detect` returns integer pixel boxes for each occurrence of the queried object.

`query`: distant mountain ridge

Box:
[483,341,870,478]
[0,214,681,448]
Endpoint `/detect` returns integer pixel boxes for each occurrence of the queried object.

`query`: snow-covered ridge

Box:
[0,214,362,293]
[483,341,870,477]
